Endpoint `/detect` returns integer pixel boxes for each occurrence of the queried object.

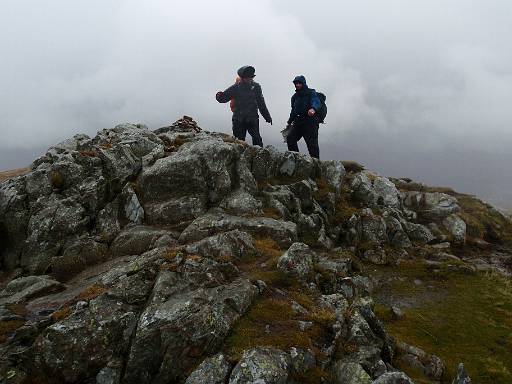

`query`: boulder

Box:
[351,173,376,206]
[277,242,315,282]
[185,354,231,384]
[452,362,471,384]
[372,371,414,383]
[21,195,89,273]
[52,238,109,279]
[0,275,64,305]
[404,191,459,220]
[320,160,346,195]
[139,137,238,204]
[185,230,255,261]
[373,177,400,208]
[34,295,138,383]
[123,270,257,383]
[179,213,297,247]
[220,189,262,215]
[228,347,291,384]
[443,214,466,244]
[333,361,372,384]
[121,184,144,225]
[110,226,177,257]
[402,222,435,244]
[144,196,207,226]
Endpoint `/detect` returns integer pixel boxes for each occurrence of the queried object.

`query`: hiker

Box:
[286,75,321,159]
[215,66,272,147]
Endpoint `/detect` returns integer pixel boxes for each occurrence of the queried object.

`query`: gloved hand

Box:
[266,118,273,125]
[215,91,223,100]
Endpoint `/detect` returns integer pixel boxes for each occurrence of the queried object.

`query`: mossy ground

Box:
[369,259,512,383]
[222,236,333,381]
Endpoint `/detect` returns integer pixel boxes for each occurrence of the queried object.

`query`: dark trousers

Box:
[286,119,320,159]
[232,118,263,147]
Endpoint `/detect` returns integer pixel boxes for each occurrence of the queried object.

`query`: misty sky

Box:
[1,1,512,208]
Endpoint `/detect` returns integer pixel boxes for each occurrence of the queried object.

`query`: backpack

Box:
[315,92,327,123]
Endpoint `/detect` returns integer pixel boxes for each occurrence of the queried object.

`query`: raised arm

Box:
[215,84,237,103]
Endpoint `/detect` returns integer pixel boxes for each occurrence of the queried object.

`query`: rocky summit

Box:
[0,117,511,383]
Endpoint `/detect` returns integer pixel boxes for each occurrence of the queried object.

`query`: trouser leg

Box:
[286,124,303,153]
[247,118,263,147]
[303,122,320,159]
[232,119,247,141]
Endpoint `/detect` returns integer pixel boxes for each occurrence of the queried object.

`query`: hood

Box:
[293,75,307,87]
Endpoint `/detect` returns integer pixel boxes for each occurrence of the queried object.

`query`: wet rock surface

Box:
[0,117,510,383]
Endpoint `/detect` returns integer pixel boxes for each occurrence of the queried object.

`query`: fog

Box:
[1,0,511,208]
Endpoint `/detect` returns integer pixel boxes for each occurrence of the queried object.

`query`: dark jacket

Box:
[287,75,321,125]
[216,81,272,122]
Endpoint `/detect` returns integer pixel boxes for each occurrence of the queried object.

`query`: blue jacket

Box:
[287,75,321,124]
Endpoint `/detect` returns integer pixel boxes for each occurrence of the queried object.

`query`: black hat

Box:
[237,65,256,78]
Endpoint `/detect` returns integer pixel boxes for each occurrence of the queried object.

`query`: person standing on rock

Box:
[215,65,272,147]
[285,75,321,159]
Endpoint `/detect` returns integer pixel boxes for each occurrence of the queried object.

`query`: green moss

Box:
[223,294,333,361]
[457,195,512,244]
[49,170,64,189]
[331,188,360,226]
[371,261,512,383]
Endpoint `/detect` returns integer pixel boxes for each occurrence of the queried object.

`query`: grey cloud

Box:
[1,0,511,208]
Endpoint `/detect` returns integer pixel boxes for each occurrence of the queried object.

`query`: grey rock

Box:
[319,294,349,321]
[124,270,257,383]
[333,361,372,384]
[96,366,122,384]
[443,214,466,244]
[289,347,316,375]
[139,137,238,204]
[391,306,404,320]
[144,196,207,226]
[298,320,313,331]
[52,238,109,280]
[361,248,388,265]
[351,173,376,206]
[96,200,121,243]
[373,177,400,208]
[320,160,346,195]
[110,226,177,257]
[425,354,444,380]
[372,371,414,383]
[277,242,315,282]
[339,345,383,379]
[34,295,138,383]
[96,143,141,194]
[185,353,231,384]
[228,347,291,384]
[185,230,255,261]
[22,195,89,273]
[404,191,459,220]
[314,257,352,294]
[384,216,412,248]
[0,275,64,305]
[179,213,297,247]
[347,310,383,348]
[432,242,451,249]
[452,363,471,384]
[291,301,309,316]
[220,189,262,215]
[122,184,144,224]
[402,222,435,244]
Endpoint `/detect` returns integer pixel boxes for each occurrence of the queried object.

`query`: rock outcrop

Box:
[0,116,510,383]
